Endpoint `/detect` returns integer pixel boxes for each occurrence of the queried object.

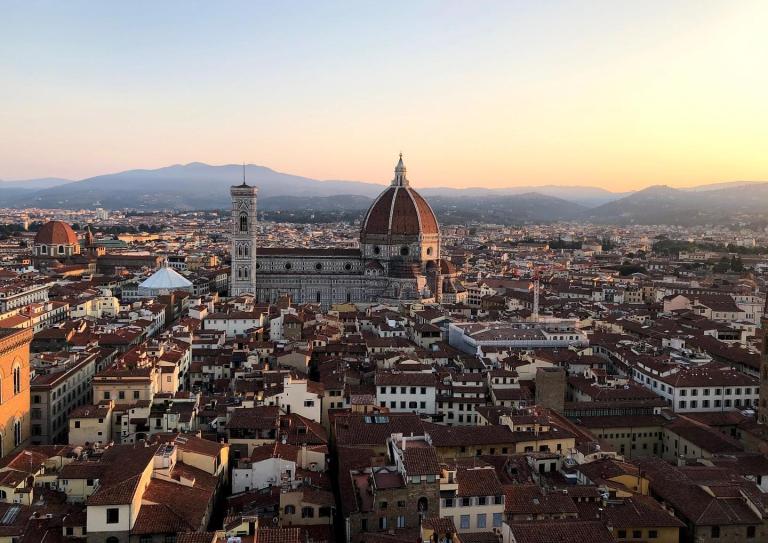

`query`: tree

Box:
[713,258,730,273]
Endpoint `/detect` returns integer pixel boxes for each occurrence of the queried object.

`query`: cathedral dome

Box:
[34,221,78,246]
[361,155,439,237]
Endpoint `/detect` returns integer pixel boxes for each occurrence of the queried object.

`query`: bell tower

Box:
[230,167,258,296]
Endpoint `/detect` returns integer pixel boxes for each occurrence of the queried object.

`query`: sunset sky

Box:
[2,1,767,190]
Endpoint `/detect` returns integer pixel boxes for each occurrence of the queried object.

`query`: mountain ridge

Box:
[583,183,768,225]
[4,162,768,226]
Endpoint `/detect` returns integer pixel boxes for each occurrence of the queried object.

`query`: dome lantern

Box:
[393,153,408,187]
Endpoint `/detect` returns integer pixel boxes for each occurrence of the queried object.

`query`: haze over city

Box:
[3,1,768,189]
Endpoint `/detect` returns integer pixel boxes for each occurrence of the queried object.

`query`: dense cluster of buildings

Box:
[1,157,768,543]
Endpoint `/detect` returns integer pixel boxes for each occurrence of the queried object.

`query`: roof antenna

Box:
[242,162,247,186]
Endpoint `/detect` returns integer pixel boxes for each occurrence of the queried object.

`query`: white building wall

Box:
[271,378,322,422]
[232,457,296,494]
[376,386,437,414]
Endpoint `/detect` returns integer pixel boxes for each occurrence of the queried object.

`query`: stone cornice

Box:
[0,328,34,357]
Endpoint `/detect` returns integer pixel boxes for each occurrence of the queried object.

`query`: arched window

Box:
[58,245,64,254]
[239,213,248,232]
[316,291,321,304]
[284,505,296,515]
[417,496,429,513]
[0,490,6,500]
[13,420,21,448]
[40,245,47,255]
[426,247,433,256]
[12,365,20,395]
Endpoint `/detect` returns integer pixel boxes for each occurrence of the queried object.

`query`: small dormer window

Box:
[58,245,64,254]
[40,245,47,254]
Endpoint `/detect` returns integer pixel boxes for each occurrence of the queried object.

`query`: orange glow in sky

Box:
[1,2,768,191]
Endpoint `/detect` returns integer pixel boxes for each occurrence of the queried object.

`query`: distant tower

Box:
[230,167,258,296]
[535,367,565,413]
[760,297,768,423]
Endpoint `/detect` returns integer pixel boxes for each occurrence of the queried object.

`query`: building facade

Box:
[229,156,458,308]
[0,328,33,457]
[230,180,259,296]
[30,350,98,444]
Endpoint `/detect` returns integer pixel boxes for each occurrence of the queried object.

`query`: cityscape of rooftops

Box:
[2,3,768,543]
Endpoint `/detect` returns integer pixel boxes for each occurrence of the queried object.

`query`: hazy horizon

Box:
[3,161,768,194]
[2,1,768,190]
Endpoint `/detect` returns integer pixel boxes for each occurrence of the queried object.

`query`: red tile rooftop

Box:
[373,469,404,490]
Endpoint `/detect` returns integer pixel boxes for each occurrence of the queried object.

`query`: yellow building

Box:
[0,328,33,457]
[68,401,114,447]
[92,366,159,405]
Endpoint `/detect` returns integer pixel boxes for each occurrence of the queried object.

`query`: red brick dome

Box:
[34,221,78,246]
[361,156,438,237]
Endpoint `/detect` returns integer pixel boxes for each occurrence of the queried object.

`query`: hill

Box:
[9,163,384,210]
[584,183,768,225]
[3,163,629,210]
[429,193,585,224]
[6,162,768,226]
[420,185,626,207]
[0,177,72,190]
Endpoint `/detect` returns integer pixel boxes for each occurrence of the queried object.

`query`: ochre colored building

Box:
[0,328,33,456]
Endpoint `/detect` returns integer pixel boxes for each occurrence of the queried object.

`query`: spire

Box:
[392,153,408,186]
[240,163,248,187]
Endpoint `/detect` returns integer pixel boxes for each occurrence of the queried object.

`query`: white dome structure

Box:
[138,266,193,296]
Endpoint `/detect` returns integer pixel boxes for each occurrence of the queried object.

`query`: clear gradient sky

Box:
[2,1,767,190]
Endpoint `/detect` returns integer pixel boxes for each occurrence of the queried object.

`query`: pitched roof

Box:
[402,447,440,476]
[84,445,158,506]
[506,520,614,543]
[456,466,503,497]
[334,414,425,448]
[139,267,193,290]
